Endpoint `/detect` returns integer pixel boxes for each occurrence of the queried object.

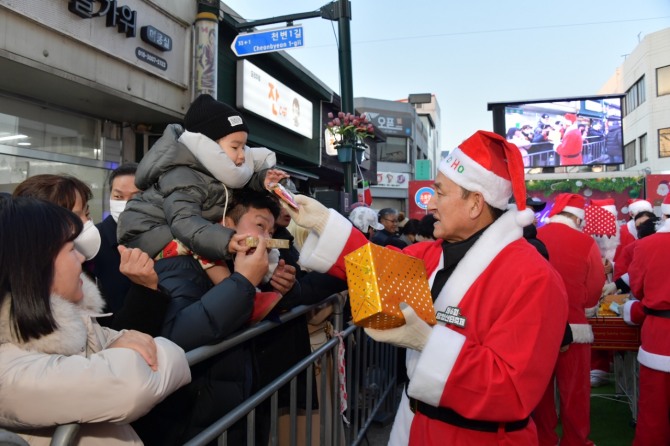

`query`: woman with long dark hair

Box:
[0,197,190,445]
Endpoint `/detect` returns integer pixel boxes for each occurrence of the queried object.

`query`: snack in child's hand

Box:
[269,182,299,209]
[245,236,289,249]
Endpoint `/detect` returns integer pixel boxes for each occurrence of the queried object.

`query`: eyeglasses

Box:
[382,218,399,224]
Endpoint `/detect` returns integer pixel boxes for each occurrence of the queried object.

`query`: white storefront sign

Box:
[237,59,313,138]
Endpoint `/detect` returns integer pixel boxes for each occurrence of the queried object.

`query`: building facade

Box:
[354,97,427,212]
[599,27,670,173]
[0,0,194,219]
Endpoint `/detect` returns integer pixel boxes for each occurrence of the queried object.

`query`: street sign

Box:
[231,25,304,57]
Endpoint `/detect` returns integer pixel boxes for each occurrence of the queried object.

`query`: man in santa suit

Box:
[555,113,584,166]
[284,130,568,445]
[613,198,653,265]
[535,193,605,446]
[621,199,670,445]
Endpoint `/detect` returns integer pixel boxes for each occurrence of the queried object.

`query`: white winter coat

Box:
[0,275,191,445]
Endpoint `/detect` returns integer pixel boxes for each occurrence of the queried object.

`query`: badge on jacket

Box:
[436,306,467,328]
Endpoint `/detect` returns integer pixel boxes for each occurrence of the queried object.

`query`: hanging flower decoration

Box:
[326,112,375,145]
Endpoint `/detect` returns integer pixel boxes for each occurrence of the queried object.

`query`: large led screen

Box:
[503,96,623,168]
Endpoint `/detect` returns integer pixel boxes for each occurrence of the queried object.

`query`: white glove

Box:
[585,304,598,318]
[364,303,432,351]
[282,195,330,235]
[601,282,618,297]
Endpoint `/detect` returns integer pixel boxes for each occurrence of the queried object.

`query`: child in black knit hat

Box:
[117,94,288,285]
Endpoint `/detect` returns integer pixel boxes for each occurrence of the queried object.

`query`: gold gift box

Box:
[344,243,436,329]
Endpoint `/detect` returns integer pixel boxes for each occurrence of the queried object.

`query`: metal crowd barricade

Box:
[46,292,400,446]
[185,292,401,446]
[582,139,607,164]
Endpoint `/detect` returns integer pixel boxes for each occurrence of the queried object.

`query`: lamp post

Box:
[335,0,355,196]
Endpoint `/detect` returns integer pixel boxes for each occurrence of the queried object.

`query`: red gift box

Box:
[588,317,641,351]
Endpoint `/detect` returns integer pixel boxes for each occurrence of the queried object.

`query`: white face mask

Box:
[109,199,128,223]
[75,220,101,260]
[262,248,280,285]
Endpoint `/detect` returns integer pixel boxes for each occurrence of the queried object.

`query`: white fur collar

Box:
[627,219,638,239]
[657,218,670,234]
[0,274,105,355]
[432,210,524,312]
[548,214,581,230]
[179,130,254,188]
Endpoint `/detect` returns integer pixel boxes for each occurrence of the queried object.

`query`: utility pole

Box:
[226,0,355,196]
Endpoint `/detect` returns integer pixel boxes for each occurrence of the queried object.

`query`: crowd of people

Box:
[506,112,624,167]
[0,94,666,446]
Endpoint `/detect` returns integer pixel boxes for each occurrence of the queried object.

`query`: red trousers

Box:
[534,343,595,446]
[633,364,670,445]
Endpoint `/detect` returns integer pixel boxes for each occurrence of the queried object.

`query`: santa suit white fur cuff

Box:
[623,299,638,325]
[569,323,594,344]
[298,209,352,273]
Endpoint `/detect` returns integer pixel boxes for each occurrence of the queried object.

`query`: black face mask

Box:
[637,219,658,239]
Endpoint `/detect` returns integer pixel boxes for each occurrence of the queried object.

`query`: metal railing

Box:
[44,293,400,446]
[525,138,608,167]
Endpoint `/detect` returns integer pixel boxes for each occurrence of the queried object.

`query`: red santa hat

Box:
[662,195,670,216]
[590,198,617,216]
[438,130,534,227]
[549,193,585,220]
[627,198,652,216]
[564,113,577,124]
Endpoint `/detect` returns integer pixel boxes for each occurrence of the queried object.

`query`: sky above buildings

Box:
[223,0,670,152]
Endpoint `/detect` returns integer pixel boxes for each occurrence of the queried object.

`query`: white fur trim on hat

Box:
[562,205,585,220]
[438,148,512,210]
[662,203,670,215]
[628,200,652,216]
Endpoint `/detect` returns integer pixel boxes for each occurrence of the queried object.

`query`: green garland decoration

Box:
[526,177,643,197]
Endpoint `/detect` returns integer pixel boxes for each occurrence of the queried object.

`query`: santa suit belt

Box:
[562,152,581,158]
[643,306,670,318]
[408,396,529,433]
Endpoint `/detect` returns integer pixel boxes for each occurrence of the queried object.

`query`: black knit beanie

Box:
[184,94,249,141]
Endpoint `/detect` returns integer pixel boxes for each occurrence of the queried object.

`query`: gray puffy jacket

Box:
[117,124,271,259]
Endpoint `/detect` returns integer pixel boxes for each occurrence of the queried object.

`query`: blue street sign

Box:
[231,25,304,57]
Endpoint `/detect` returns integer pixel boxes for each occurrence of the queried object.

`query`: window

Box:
[660,128,670,158]
[624,141,636,169]
[623,76,645,115]
[0,153,108,220]
[639,134,647,163]
[0,95,100,159]
[658,65,670,97]
[377,136,408,163]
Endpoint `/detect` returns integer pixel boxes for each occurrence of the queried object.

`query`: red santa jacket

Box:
[299,210,569,445]
[613,240,635,282]
[555,127,583,165]
[537,216,605,343]
[613,220,636,265]
[623,219,670,373]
